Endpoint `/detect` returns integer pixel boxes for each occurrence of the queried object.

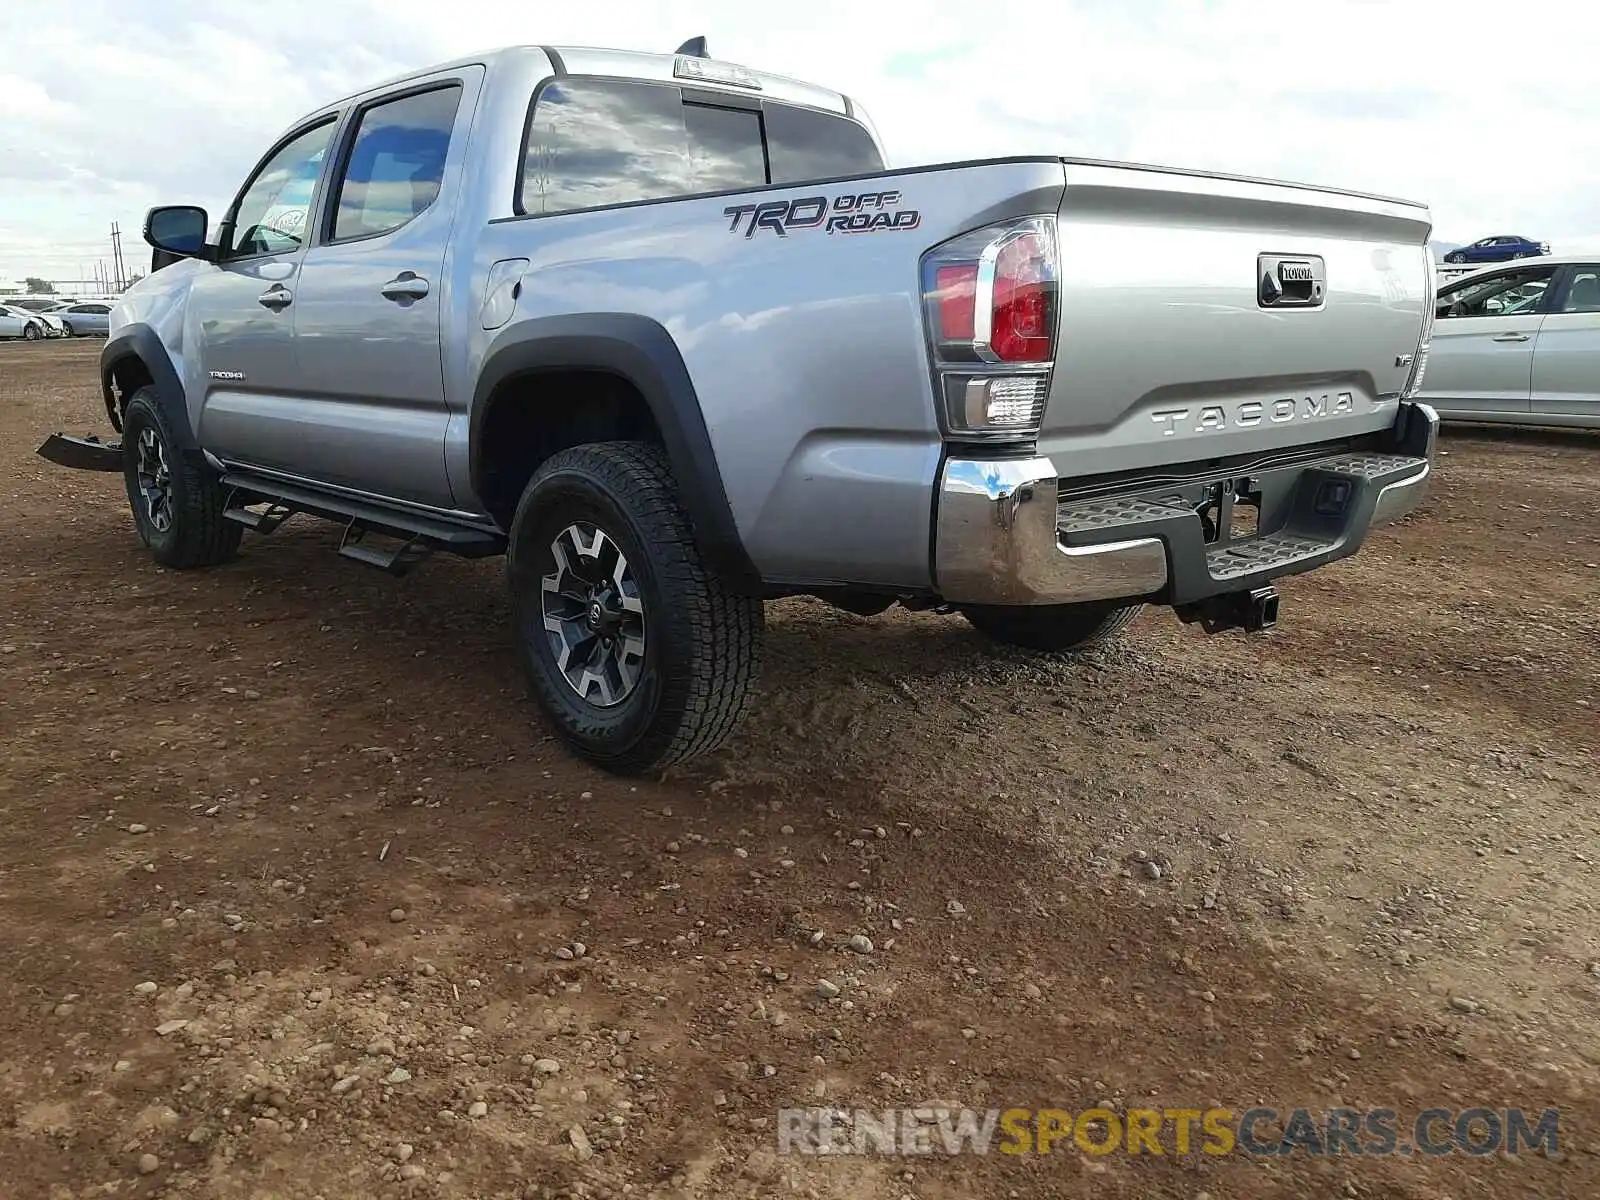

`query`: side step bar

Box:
[37,433,122,472]
[226,500,295,534]
[220,471,505,576]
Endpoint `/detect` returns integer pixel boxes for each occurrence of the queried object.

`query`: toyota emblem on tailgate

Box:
[1258,253,1326,308]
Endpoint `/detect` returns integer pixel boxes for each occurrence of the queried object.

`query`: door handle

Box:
[381,272,430,301]
[1492,332,1530,342]
[257,285,293,310]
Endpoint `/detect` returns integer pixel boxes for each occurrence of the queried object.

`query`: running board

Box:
[219,472,505,574]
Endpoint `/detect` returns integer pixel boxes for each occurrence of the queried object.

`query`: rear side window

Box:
[331,85,462,242]
[518,77,882,216]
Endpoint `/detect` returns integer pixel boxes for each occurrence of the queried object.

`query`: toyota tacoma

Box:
[39,37,1439,774]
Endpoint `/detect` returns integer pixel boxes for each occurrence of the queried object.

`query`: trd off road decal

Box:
[723,191,921,239]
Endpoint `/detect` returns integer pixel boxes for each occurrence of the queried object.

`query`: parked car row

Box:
[1420,254,1600,429]
[0,298,112,338]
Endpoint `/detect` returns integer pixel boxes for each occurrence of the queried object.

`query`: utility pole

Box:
[110,222,126,293]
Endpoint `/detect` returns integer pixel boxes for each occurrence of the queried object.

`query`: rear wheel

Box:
[121,388,242,569]
[507,441,763,774]
[961,601,1142,652]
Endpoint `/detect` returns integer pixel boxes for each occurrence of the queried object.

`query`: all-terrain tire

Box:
[121,387,242,569]
[506,441,763,774]
[961,601,1142,652]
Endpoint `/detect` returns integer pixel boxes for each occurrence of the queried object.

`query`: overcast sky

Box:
[3,0,1598,286]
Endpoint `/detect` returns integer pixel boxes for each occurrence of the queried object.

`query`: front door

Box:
[287,74,477,510]
[190,117,339,473]
[1531,264,1600,422]
[1420,264,1556,419]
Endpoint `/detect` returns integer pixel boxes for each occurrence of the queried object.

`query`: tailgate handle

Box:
[1492,332,1530,343]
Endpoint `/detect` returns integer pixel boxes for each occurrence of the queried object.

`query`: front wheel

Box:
[507,441,763,774]
[961,601,1142,652]
[121,388,242,569]
[22,322,41,341]
[1446,253,1465,264]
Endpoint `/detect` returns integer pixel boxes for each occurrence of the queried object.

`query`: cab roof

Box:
[337,43,851,118]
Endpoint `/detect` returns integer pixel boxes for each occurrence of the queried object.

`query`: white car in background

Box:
[49,300,113,336]
[1419,254,1600,429]
[30,308,68,337]
[0,303,60,340]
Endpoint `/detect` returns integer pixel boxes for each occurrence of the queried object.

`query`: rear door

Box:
[1417,263,1558,420]
[286,69,480,509]
[1530,263,1600,423]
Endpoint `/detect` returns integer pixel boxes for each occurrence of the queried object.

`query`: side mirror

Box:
[144,205,212,260]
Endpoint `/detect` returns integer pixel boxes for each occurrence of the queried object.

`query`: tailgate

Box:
[1039,160,1432,480]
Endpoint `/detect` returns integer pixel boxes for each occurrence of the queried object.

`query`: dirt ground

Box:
[1,338,1596,1200]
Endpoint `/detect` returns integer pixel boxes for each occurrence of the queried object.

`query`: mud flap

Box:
[37,433,123,472]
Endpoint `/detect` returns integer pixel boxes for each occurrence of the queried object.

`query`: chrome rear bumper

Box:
[934,402,1438,607]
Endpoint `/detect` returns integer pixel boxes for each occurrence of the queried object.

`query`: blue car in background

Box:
[1444,234,1550,264]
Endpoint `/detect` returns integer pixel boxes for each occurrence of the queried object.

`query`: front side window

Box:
[331,85,462,242]
[228,120,337,258]
[1437,267,1555,318]
[518,78,883,216]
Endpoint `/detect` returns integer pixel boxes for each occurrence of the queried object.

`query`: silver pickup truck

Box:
[40,37,1439,774]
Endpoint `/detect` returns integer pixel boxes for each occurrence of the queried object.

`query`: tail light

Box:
[1403,251,1436,399]
[921,216,1058,441]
